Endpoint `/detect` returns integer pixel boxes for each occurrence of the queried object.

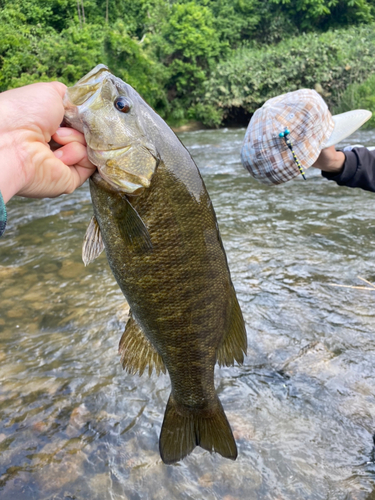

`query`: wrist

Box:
[312,147,346,173]
[323,150,346,173]
[0,130,26,203]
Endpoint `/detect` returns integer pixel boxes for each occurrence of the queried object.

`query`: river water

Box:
[1,128,375,500]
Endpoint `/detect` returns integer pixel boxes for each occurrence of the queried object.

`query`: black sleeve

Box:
[322,147,375,193]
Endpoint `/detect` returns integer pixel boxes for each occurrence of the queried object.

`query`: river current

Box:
[1,128,375,499]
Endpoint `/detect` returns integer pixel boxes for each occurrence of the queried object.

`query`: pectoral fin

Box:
[82,215,105,266]
[217,289,247,367]
[119,311,166,377]
[115,196,153,253]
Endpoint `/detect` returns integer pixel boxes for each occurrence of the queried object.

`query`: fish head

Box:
[64,64,158,195]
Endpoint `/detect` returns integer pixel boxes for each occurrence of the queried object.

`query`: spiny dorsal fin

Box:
[82,215,105,266]
[217,288,247,367]
[119,311,166,377]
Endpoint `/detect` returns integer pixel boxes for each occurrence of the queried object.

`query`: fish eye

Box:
[114,96,131,113]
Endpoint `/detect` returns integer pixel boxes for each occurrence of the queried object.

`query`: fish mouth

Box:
[96,167,147,195]
[65,64,111,106]
[91,170,145,195]
[90,144,149,195]
[76,64,109,86]
[63,65,113,130]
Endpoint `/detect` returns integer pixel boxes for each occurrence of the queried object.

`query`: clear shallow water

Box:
[1,128,375,499]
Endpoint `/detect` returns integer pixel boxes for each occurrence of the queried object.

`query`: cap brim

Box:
[323,109,372,148]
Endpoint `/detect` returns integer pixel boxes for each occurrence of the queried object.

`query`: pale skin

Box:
[0,82,96,204]
[311,145,346,173]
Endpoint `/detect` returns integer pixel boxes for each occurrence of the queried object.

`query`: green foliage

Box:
[195,25,375,126]
[0,20,106,89]
[207,0,263,47]
[159,2,222,94]
[173,0,375,42]
[267,0,374,30]
[0,0,166,110]
[0,0,77,31]
[104,20,167,109]
[171,0,263,48]
[334,74,375,129]
[1,0,375,127]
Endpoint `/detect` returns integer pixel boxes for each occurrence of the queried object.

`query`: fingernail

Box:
[54,149,63,158]
[56,128,73,137]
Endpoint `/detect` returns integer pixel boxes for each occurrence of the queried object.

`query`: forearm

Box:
[322,147,375,192]
[312,146,345,174]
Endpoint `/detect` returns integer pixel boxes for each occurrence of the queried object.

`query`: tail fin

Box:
[159,394,237,464]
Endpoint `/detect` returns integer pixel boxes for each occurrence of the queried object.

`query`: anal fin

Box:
[217,289,247,367]
[82,215,105,266]
[119,311,166,377]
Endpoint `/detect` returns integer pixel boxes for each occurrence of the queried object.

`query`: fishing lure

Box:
[279,128,306,180]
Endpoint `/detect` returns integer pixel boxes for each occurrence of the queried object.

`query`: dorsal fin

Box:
[82,215,105,266]
[119,311,166,377]
[217,288,247,366]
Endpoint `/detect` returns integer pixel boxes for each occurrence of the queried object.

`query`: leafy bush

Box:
[0,5,166,110]
[334,73,375,129]
[195,25,375,126]
[267,0,374,31]
[1,0,375,127]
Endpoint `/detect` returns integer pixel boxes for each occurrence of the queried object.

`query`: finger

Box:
[64,163,98,194]
[52,127,87,146]
[50,81,67,98]
[53,141,95,169]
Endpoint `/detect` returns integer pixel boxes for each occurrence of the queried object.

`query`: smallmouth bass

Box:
[64,65,247,464]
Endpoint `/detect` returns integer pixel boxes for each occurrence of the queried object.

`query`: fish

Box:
[63,64,247,464]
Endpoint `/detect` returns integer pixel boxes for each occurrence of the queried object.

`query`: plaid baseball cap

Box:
[241,89,372,185]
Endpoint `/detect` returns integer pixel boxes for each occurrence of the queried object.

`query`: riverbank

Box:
[171,120,206,133]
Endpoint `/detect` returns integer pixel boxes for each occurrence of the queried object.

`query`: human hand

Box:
[311,145,345,173]
[0,82,96,203]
